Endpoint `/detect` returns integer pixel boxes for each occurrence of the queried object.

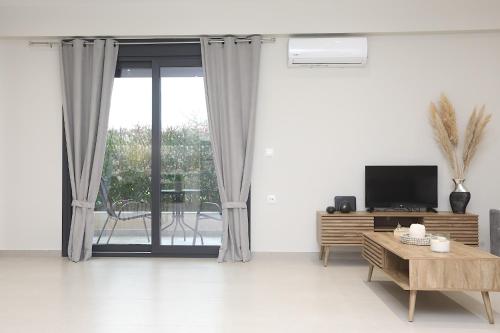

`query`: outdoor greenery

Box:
[96,122,220,212]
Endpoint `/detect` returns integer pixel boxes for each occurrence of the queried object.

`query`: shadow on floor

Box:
[365,279,495,328]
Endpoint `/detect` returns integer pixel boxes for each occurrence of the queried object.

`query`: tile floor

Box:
[0,251,498,333]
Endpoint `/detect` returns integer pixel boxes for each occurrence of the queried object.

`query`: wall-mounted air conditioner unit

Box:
[288,37,368,67]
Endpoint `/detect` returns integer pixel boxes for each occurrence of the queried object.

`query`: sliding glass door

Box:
[159,67,222,248]
[93,66,152,248]
[86,41,221,256]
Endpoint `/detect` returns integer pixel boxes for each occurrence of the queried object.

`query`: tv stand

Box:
[426,207,438,213]
[317,211,478,267]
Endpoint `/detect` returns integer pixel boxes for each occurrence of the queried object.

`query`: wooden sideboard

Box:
[317,211,479,267]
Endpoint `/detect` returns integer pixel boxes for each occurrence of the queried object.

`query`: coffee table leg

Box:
[367,264,374,282]
[481,291,495,324]
[408,290,417,322]
[323,246,330,267]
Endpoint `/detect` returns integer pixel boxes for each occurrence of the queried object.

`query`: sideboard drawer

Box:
[318,214,374,246]
[321,227,373,245]
[423,216,479,246]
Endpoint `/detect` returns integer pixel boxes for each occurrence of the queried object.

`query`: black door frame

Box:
[61,40,246,257]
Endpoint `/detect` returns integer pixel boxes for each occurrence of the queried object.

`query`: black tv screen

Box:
[365,166,438,209]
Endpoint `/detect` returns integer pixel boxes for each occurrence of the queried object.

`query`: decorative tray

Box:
[400,233,431,246]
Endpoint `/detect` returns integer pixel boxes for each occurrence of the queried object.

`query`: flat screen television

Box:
[365,166,438,210]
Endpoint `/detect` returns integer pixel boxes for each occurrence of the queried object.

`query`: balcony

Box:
[93,210,222,246]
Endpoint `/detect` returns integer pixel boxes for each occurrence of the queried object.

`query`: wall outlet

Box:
[266,194,277,204]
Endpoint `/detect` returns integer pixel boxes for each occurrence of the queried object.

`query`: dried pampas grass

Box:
[429,102,459,177]
[428,94,492,179]
[463,106,492,173]
[439,94,459,146]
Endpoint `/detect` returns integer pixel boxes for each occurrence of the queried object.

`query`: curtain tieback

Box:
[72,200,95,209]
[222,201,247,209]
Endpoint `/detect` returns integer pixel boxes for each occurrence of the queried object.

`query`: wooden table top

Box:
[319,211,478,217]
[363,232,498,261]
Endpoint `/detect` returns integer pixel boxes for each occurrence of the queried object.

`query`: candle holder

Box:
[430,233,451,253]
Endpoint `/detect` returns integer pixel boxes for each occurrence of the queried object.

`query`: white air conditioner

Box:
[288,37,368,67]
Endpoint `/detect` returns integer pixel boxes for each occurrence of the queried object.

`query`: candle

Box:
[431,236,450,253]
[409,224,426,238]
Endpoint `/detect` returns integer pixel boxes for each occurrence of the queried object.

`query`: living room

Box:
[1,0,500,332]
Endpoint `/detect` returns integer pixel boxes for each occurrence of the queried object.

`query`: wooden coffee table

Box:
[362,232,500,323]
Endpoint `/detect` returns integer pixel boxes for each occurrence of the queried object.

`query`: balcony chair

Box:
[96,179,151,244]
[192,201,222,245]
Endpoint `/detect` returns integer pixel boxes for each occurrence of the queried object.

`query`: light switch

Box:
[265,148,274,157]
[266,194,277,204]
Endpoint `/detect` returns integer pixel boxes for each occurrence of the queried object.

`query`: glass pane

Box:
[160,67,221,246]
[93,67,152,245]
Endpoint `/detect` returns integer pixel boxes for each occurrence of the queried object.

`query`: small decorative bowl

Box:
[400,233,431,246]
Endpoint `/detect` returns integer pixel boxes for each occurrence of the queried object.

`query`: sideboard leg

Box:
[323,246,330,267]
[319,246,325,260]
[408,290,417,322]
[367,264,374,282]
[481,291,495,324]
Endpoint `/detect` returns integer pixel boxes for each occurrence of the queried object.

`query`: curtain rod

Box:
[29,37,276,48]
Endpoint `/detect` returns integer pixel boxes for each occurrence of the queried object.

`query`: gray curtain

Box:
[201,36,261,262]
[60,39,118,262]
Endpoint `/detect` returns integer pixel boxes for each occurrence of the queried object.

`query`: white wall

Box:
[1,32,500,251]
[1,0,500,37]
[0,41,62,250]
[252,33,500,251]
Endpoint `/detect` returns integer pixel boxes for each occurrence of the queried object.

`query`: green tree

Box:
[97,121,220,212]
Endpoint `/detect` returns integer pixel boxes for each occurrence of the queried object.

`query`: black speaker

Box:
[334,196,356,213]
